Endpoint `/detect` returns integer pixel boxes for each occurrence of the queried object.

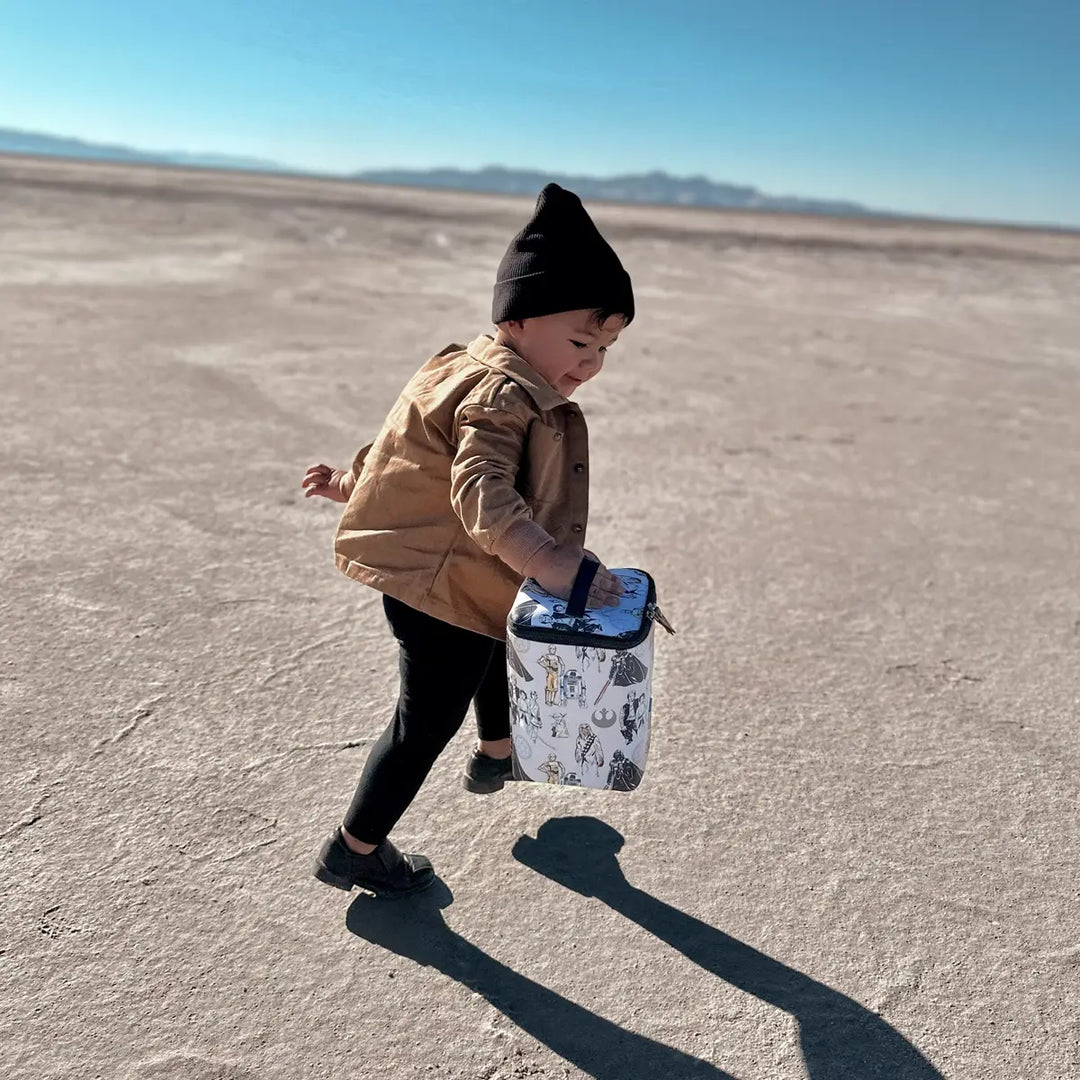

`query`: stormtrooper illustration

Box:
[550,712,569,739]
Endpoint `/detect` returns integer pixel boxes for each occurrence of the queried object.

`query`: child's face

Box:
[501,310,624,398]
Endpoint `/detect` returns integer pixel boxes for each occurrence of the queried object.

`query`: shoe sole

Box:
[313,863,437,899]
[313,865,356,892]
[463,773,506,794]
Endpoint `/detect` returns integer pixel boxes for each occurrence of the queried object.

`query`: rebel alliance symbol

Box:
[591,707,617,728]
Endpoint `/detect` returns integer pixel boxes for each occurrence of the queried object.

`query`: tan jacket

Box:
[334,335,590,639]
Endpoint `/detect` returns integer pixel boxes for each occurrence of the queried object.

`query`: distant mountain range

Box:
[1,126,879,217]
[0,127,289,175]
[351,165,877,217]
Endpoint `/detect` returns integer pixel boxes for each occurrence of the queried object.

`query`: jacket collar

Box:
[466,335,569,413]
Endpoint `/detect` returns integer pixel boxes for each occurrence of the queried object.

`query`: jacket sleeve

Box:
[349,441,375,482]
[450,404,554,574]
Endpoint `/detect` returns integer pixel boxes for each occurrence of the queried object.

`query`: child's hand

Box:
[524,543,625,608]
[301,463,352,503]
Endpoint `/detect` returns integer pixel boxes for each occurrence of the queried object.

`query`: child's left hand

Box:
[301,463,352,502]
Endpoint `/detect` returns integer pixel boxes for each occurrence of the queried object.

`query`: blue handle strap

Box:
[566,557,600,618]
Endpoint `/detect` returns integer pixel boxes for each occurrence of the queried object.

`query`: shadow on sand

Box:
[346,877,731,1079]
[346,816,942,1079]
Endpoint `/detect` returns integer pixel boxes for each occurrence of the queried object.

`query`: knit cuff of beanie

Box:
[492,519,555,576]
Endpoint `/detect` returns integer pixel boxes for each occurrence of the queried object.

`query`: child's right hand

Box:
[301,463,352,503]
[523,543,625,609]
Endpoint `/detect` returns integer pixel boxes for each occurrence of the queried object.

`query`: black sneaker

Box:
[463,750,515,794]
[312,828,435,899]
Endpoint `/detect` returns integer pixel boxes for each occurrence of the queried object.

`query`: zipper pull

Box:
[647,603,677,636]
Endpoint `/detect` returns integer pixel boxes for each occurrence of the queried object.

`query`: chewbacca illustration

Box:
[575,723,605,777]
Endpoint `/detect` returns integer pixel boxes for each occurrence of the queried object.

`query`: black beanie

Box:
[492,183,634,325]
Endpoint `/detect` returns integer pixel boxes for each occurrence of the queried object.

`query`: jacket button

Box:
[567,411,578,419]
[553,432,564,441]
[571,524,583,533]
[573,463,585,473]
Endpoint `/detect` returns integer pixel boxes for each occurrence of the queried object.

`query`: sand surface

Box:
[2,155,1079,1079]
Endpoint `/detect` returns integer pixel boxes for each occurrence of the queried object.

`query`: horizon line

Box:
[2,125,1077,236]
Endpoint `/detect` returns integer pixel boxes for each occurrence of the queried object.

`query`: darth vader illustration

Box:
[606,749,644,792]
[593,649,649,705]
[506,641,533,681]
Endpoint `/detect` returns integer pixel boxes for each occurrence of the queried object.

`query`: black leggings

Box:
[342,594,511,844]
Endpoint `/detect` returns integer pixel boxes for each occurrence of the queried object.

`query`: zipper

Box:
[647,602,677,636]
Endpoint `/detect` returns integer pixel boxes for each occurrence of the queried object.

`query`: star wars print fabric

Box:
[505,568,673,791]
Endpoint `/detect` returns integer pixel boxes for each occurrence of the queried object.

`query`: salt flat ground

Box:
[2,156,1078,1080]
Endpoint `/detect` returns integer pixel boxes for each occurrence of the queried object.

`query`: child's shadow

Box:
[346,879,734,1079]
[513,817,943,1080]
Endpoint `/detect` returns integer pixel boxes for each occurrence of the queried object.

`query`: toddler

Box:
[302,184,633,897]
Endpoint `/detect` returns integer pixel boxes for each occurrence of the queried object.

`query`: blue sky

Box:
[2,0,1078,226]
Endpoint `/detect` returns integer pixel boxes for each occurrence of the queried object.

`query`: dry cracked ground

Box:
[2,155,1079,1080]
